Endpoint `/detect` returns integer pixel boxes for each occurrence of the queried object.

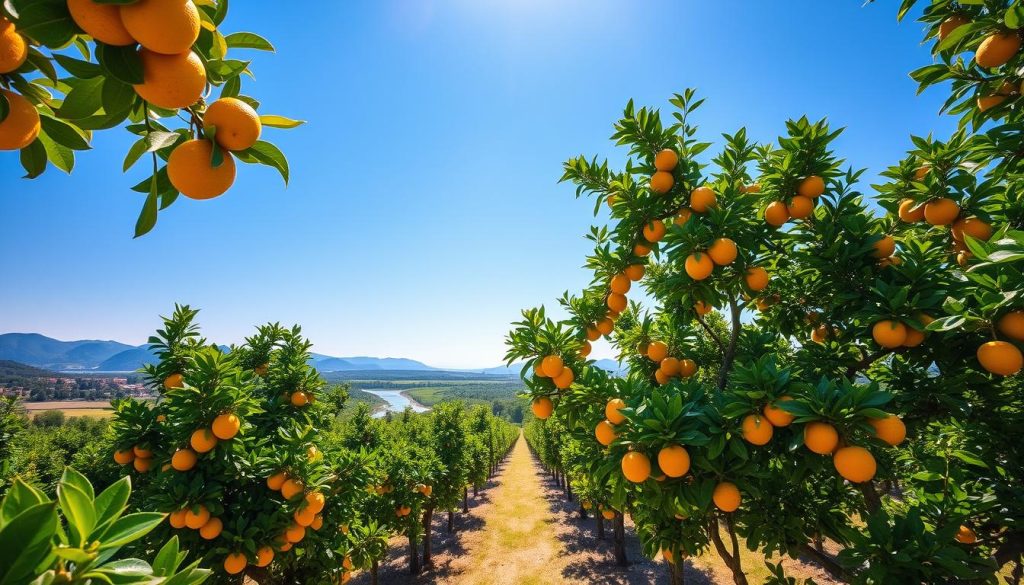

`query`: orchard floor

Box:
[352,434,843,585]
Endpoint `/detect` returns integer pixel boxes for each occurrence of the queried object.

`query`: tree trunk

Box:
[669,557,684,585]
[578,505,588,520]
[408,533,420,574]
[613,514,628,566]
[371,560,379,585]
[473,483,478,497]
[422,506,434,567]
[565,477,573,501]
[596,514,605,539]
[448,510,454,533]
[708,517,747,585]
[463,487,469,512]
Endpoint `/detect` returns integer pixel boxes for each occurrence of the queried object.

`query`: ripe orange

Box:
[744,267,769,292]
[787,195,814,220]
[133,457,154,472]
[212,413,240,440]
[171,448,197,471]
[951,217,993,242]
[804,422,839,454]
[650,171,674,194]
[199,516,223,540]
[621,451,651,483]
[897,199,925,223]
[267,471,288,491]
[532,397,553,419]
[279,542,293,552]
[903,327,926,347]
[764,201,789,227]
[977,93,1011,112]
[190,428,218,453]
[163,373,184,389]
[579,340,592,358]
[675,208,692,226]
[595,420,618,446]
[685,252,714,280]
[834,447,877,483]
[606,193,618,208]
[939,15,969,41]
[311,515,323,531]
[659,357,681,377]
[872,320,908,349]
[120,0,201,55]
[204,98,262,151]
[633,242,652,256]
[657,444,690,477]
[113,449,135,465]
[585,326,601,341]
[654,369,669,385]
[133,49,206,110]
[607,292,627,313]
[762,397,794,427]
[924,197,960,226]
[872,235,896,259]
[167,139,237,200]
[642,219,667,243]
[741,183,761,194]
[0,19,27,74]
[868,414,906,446]
[975,31,1022,68]
[690,186,717,213]
[694,301,713,316]
[655,148,678,171]
[601,509,616,520]
[707,238,737,265]
[255,363,269,376]
[678,358,697,378]
[596,317,614,336]
[223,552,247,575]
[552,367,575,389]
[610,273,631,294]
[0,90,41,151]
[955,525,977,544]
[541,355,564,378]
[741,414,774,446]
[606,398,627,424]
[798,175,825,198]
[624,264,645,281]
[712,482,741,512]
[294,507,316,527]
[647,341,668,362]
[255,546,274,568]
[133,445,152,458]
[281,478,305,500]
[998,311,1024,341]
[286,523,306,543]
[290,391,309,406]
[67,0,134,45]
[306,491,326,513]
[169,508,188,529]
[636,341,649,357]
[977,341,1023,376]
[184,505,210,529]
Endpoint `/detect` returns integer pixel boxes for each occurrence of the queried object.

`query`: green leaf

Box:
[0,480,47,528]
[97,513,165,549]
[0,92,7,124]
[92,477,130,537]
[0,502,58,585]
[237,140,289,185]
[39,115,91,151]
[37,132,75,173]
[259,114,305,129]
[12,1,77,48]
[220,75,240,98]
[96,43,144,85]
[26,47,58,82]
[205,59,250,83]
[57,481,95,547]
[52,54,102,78]
[134,181,159,239]
[19,139,48,179]
[57,76,105,119]
[151,536,180,577]
[224,32,275,52]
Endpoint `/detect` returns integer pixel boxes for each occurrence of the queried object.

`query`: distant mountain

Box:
[0,359,54,379]
[0,333,136,370]
[473,359,625,377]
[96,347,159,372]
[308,354,435,372]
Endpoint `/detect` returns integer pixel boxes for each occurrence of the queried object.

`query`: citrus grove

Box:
[507,4,1024,583]
[0,0,301,236]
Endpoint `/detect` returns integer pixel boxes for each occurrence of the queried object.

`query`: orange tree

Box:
[108,305,370,584]
[0,0,300,236]
[506,78,1024,583]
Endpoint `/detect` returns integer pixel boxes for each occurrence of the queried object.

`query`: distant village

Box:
[0,373,154,402]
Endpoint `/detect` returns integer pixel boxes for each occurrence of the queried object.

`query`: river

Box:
[363,389,430,418]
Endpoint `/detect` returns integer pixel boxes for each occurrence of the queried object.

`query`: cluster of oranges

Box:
[978,311,1024,376]
[638,340,697,385]
[0,18,40,152]
[763,175,825,227]
[683,236,735,281]
[935,15,1022,110]
[113,443,155,472]
[265,472,328,556]
[870,318,928,351]
[529,356,573,419]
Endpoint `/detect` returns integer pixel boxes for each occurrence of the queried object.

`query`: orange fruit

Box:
[113,449,135,465]
[279,542,292,552]
[605,398,627,424]
[184,505,210,529]
[654,148,678,171]
[633,242,652,257]
[223,552,247,575]
[579,340,592,358]
[290,391,309,406]
[787,195,814,219]
[541,355,564,378]
[163,373,184,389]
[167,139,237,200]
[678,358,697,378]
[585,326,601,341]
[685,252,714,280]
[133,445,152,458]
[872,320,908,349]
[657,444,690,477]
[532,397,553,419]
[707,238,737,265]
[924,197,960,226]
[306,491,326,514]
[654,369,669,385]
[190,428,218,453]
[955,525,977,544]
[267,471,288,491]
[868,414,906,446]
[713,482,741,512]
[647,341,668,362]
[642,219,667,243]
[690,186,717,213]
[975,31,1022,68]
[674,208,693,227]
[898,199,925,222]
[607,292,627,313]
[741,414,774,446]
[741,183,761,194]
[120,0,201,55]
[903,327,926,347]
[939,15,969,41]
[650,171,674,194]
[133,457,154,472]
[204,98,262,151]
[606,194,618,208]
[343,557,354,571]
[610,273,631,294]
[621,451,651,483]
[67,0,134,45]
[255,546,274,568]
[311,515,323,531]
[804,422,839,454]
[977,93,1010,112]
[595,420,618,446]
[168,509,188,528]
[285,522,306,543]
[998,311,1024,341]
[601,509,616,520]
[872,235,896,259]
[552,367,575,389]
[255,363,269,376]
[171,448,197,471]
[0,90,41,151]
[133,49,206,110]
[951,217,993,242]
[199,516,223,540]
[596,317,614,336]
[659,357,681,377]
[294,507,316,527]
[833,446,876,483]
[762,397,794,427]
[694,301,713,316]
[624,264,645,281]
[745,267,769,291]
[281,478,305,500]
[798,175,825,198]
[765,201,789,227]
[977,341,1023,375]
[811,324,833,343]
[212,413,240,440]
[0,19,27,74]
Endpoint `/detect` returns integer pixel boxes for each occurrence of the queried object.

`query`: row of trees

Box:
[506,2,1024,583]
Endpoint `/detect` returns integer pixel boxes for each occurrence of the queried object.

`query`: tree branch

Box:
[799,544,850,580]
[696,314,726,353]
[858,482,882,515]
[708,517,734,565]
[845,347,898,379]
[716,298,742,391]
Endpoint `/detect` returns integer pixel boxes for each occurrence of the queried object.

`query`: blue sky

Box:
[0,1,955,368]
